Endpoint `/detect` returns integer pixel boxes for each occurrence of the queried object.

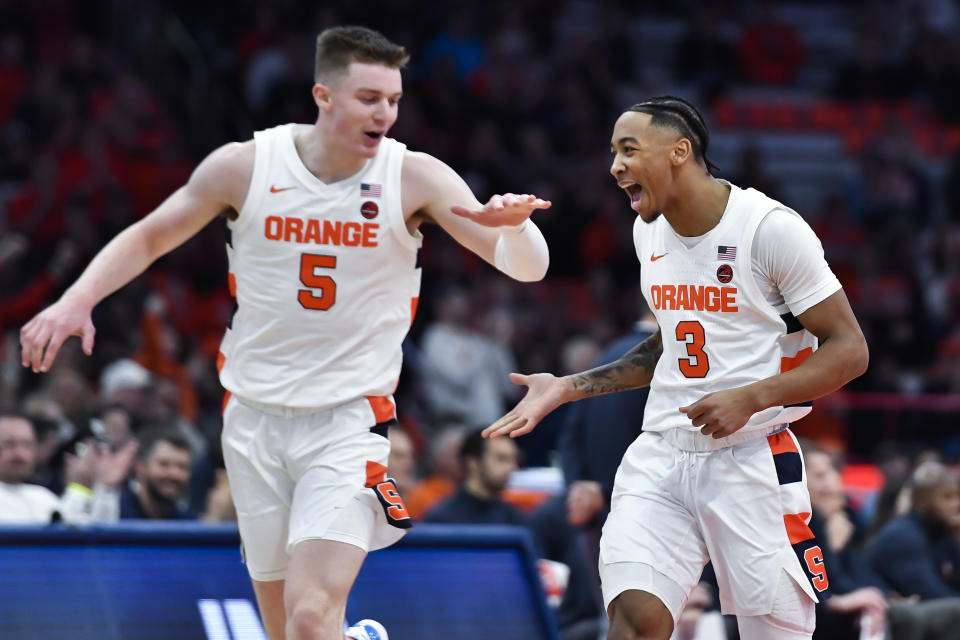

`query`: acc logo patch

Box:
[717,264,733,284]
[360,201,379,219]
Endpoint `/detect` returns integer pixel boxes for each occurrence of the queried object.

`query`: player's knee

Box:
[286,590,339,640]
[608,592,674,640]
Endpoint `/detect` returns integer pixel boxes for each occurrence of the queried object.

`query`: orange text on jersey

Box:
[265,216,379,247]
[650,284,738,313]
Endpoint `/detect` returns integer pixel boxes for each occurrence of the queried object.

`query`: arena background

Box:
[1,1,959,638]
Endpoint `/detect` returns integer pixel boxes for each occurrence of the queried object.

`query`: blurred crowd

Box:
[2,1,960,636]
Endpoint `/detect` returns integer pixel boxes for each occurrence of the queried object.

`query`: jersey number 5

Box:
[676,320,710,378]
[298,253,336,310]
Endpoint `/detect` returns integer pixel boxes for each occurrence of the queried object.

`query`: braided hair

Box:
[626,96,718,173]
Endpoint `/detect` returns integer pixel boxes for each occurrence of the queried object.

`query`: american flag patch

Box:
[361,183,382,197]
[717,245,737,261]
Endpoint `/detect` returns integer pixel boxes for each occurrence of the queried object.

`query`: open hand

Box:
[450,193,551,228]
[482,372,567,439]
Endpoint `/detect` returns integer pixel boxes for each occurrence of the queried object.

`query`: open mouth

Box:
[364,131,383,140]
[625,184,643,203]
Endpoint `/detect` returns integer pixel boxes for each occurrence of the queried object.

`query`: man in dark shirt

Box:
[803,442,960,640]
[425,429,601,637]
[558,315,657,559]
[868,460,960,599]
[119,429,195,520]
[424,428,524,527]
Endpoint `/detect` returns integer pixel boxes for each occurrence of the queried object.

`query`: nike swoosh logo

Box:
[270,185,295,193]
[650,252,668,262]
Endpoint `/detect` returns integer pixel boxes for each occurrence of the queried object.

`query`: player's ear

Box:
[671,138,691,166]
[312,83,332,111]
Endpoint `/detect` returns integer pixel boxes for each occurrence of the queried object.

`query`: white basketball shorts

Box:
[599,428,829,622]
[221,394,410,581]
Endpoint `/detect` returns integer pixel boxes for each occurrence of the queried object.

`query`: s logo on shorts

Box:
[372,479,413,529]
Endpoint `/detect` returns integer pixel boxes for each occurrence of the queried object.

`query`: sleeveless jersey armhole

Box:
[232,128,273,234]
[384,146,422,251]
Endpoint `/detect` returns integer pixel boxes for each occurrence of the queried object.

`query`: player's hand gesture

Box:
[450,193,551,228]
[20,295,96,373]
[679,386,760,439]
[483,372,567,439]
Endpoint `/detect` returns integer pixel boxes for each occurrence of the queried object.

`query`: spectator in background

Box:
[805,442,891,638]
[559,308,657,552]
[0,408,114,524]
[518,333,601,468]
[81,428,195,521]
[98,358,153,423]
[804,443,960,639]
[523,309,658,631]
[0,409,64,523]
[420,286,517,427]
[405,424,464,519]
[424,428,524,527]
[97,403,135,450]
[386,426,416,497]
[425,429,602,639]
[869,460,960,600]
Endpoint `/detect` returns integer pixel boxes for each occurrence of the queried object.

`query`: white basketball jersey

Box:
[635,182,819,434]
[218,124,422,408]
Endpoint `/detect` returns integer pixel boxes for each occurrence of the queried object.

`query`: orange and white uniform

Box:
[599,182,841,631]
[219,124,419,581]
[219,123,420,407]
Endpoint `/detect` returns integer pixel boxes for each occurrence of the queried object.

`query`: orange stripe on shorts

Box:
[767,430,798,456]
[367,396,396,424]
[365,460,387,488]
[784,512,815,544]
[221,390,232,416]
[410,297,419,325]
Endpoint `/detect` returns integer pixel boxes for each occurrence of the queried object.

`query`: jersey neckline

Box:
[285,123,375,190]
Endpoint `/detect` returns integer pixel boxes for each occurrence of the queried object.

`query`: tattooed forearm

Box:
[568,331,662,397]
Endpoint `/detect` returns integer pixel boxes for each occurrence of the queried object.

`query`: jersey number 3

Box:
[676,320,710,378]
[298,253,336,310]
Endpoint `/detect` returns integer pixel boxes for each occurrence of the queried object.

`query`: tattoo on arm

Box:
[569,331,662,397]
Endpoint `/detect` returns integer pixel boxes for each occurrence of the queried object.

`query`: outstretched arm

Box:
[483,330,662,439]
[21,141,253,372]
[402,151,550,281]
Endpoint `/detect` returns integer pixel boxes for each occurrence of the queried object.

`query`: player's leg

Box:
[599,432,709,640]
[283,539,366,640]
[735,571,815,640]
[283,396,409,639]
[221,397,296,640]
[607,589,673,640]
[251,579,286,639]
[697,429,823,637]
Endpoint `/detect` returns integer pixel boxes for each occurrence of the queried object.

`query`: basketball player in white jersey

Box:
[483,96,869,640]
[20,26,550,640]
